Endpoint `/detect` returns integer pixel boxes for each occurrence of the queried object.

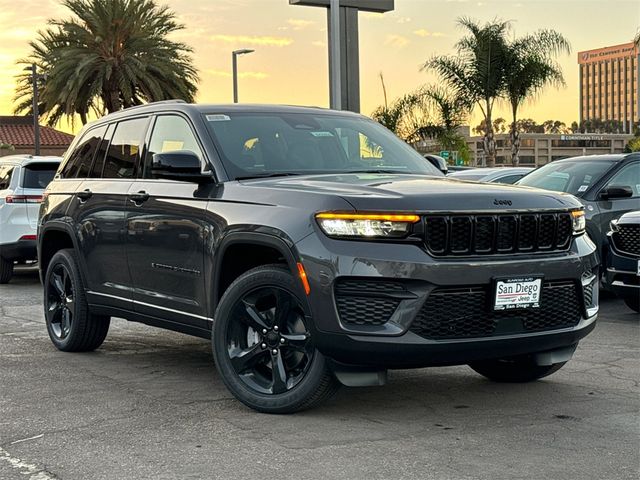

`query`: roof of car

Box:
[0,154,62,165]
[553,154,631,163]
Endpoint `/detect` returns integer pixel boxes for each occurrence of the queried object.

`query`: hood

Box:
[240,173,582,212]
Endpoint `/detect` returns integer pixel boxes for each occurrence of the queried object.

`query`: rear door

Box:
[126,114,209,328]
[66,118,149,308]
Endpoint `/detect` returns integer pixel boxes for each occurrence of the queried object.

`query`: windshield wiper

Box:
[235,172,303,180]
[344,169,409,174]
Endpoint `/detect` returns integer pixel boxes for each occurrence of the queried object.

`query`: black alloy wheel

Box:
[227,286,314,395]
[46,263,75,340]
[212,265,338,413]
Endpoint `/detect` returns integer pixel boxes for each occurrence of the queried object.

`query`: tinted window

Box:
[604,162,640,198]
[61,127,104,178]
[22,163,59,189]
[102,118,148,179]
[517,160,613,195]
[203,112,442,179]
[90,123,115,178]
[144,115,203,178]
[0,165,14,190]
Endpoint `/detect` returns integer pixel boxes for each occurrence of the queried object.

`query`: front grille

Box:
[410,281,582,340]
[424,212,573,256]
[612,225,640,257]
[334,279,404,326]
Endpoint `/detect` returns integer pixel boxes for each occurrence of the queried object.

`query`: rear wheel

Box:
[469,357,567,383]
[44,249,110,352]
[212,265,339,413]
[0,256,14,284]
[622,294,640,314]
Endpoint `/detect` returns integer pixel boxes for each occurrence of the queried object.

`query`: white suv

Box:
[0,155,61,283]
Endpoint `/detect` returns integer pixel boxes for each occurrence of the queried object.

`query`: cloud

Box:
[396,17,412,24]
[287,18,315,30]
[362,12,384,20]
[210,35,293,47]
[413,29,445,38]
[312,40,326,48]
[385,34,409,48]
[206,69,269,80]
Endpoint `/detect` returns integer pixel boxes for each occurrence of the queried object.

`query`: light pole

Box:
[24,64,44,155]
[232,49,255,103]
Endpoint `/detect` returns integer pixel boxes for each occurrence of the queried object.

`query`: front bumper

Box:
[604,239,639,298]
[0,239,37,261]
[296,232,599,368]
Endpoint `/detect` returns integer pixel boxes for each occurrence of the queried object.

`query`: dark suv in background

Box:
[39,101,599,413]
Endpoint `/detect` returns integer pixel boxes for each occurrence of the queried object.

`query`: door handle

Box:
[77,189,92,201]
[129,191,150,204]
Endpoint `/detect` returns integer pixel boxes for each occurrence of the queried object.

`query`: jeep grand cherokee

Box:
[38,101,599,413]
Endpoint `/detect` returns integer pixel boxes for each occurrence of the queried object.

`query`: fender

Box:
[38,221,82,283]
[210,230,310,315]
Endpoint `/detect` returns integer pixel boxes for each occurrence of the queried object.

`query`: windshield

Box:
[203,112,443,179]
[517,160,613,195]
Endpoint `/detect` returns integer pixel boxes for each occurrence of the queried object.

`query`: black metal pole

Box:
[31,63,40,156]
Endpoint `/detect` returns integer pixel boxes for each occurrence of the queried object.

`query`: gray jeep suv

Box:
[39,101,599,413]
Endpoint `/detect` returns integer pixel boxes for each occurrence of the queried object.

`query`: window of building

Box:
[102,117,148,179]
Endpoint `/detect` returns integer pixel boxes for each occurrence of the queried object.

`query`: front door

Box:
[126,114,209,328]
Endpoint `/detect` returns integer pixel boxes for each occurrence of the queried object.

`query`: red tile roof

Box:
[0,116,74,147]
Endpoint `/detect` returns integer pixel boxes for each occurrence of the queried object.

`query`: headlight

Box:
[315,212,420,238]
[571,209,586,235]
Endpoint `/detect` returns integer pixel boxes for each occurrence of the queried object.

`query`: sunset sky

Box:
[0,0,638,133]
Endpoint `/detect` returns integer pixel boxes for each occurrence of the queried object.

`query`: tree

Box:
[424,18,510,167]
[542,119,568,134]
[504,30,570,165]
[371,91,426,141]
[14,0,198,126]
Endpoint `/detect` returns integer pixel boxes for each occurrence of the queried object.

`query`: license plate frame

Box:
[493,276,543,311]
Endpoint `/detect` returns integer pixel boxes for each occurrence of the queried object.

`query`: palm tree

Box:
[504,30,570,165]
[424,18,510,167]
[413,85,470,151]
[371,91,426,142]
[14,0,198,126]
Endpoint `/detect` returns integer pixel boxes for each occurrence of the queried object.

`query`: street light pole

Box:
[232,49,255,103]
[30,63,40,156]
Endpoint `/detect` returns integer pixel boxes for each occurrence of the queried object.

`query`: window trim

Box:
[140,112,211,181]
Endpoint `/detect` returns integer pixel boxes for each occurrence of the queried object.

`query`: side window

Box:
[89,123,115,178]
[604,162,640,198]
[102,117,148,179]
[60,131,90,178]
[144,115,203,178]
[0,165,14,190]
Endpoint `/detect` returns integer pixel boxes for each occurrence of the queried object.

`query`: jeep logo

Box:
[493,199,512,206]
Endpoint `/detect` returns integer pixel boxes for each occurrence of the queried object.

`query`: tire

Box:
[469,357,567,383]
[0,256,14,284]
[44,249,110,352]
[212,264,339,414]
[622,294,640,314]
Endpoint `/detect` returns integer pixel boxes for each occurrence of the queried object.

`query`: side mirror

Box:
[424,155,448,175]
[151,151,213,183]
[599,185,633,200]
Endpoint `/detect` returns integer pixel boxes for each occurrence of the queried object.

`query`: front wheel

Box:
[0,256,14,284]
[622,294,640,314]
[469,357,567,383]
[212,265,339,413]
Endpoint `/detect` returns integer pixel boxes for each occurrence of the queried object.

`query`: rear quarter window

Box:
[0,165,15,190]
[22,163,59,189]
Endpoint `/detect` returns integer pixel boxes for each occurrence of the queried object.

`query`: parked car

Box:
[605,210,640,313]
[39,102,599,413]
[446,165,476,173]
[449,167,534,184]
[0,155,61,283]
[517,154,639,258]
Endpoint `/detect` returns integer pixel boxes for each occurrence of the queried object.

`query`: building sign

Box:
[560,135,606,141]
[578,42,638,64]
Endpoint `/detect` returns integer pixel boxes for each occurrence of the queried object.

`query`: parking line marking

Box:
[0,446,58,479]
[10,433,44,445]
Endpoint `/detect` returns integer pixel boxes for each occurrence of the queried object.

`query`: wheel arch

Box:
[38,222,79,283]
[212,231,309,313]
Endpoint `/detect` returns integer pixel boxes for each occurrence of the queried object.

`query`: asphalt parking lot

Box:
[0,266,638,480]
